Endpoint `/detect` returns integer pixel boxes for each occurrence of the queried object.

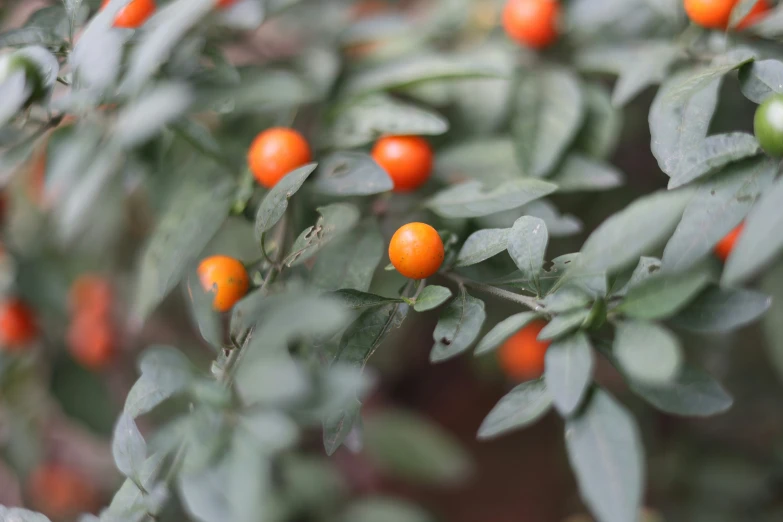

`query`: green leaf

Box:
[344,52,508,96]
[575,83,623,160]
[330,290,404,311]
[426,179,557,219]
[228,432,272,522]
[565,388,644,522]
[112,412,147,479]
[542,285,592,313]
[614,321,683,384]
[568,188,693,277]
[363,409,472,484]
[413,285,452,312]
[313,151,393,196]
[576,40,681,107]
[254,163,317,238]
[435,137,518,185]
[0,27,61,48]
[184,271,223,350]
[125,346,193,418]
[723,175,783,285]
[430,288,486,362]
[342,497,434,522]
[133,172,235,322]
[240,411,299,454]
[103,453,166,522]
[69,21,123,90]
[667,51,755,101]
[0,72,32,128]
[474,312,539,356]
[616,264,712,320]
[628,364,733,416]
[335,302,408,366]
[312,220,384,293]
[323,399,362,456]
[285,203,361,267]
[662,157,776,272]
[545,333,594,416]
[455,228,510,267]
[0,508,51,522]
[667,133,761,189]
[323,94,448,148]
[650,68,721,177]
[507,216,548,288]
[739,59,783,103]
[513,67,584,177]
[551,153,624,192]
[195,68,315,114]
[671,285,771,333]
[236,356,311,406]
[611,257,661,297]
[538,310,589,341]
[179,459,232,522]
[114,83,193,148]
[477,380,552,439]
[218,0,266,29]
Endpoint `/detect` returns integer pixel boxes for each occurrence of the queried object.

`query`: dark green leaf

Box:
[671,285,771,333]
[426,179,557,219]
[507,216,548,288]
[614,321,683,384]
[551,154,624,192]
[363,410,472,484]
[312,221,384,292]
[413,286,452,312]
[255,163,317,238]
[668,133,761,189]
[616,264,712,320]
[313,151,393,196]
[285,203,361,267]
[513,67,584,177]
[739,59,783,103]
[477,380,552,439]
[430,289,486,362]
[629,365,733,416]
[455,228,510,267]
[330,290,404,311]
[565,388,644,522]
[112,413,147,479]
[575,83,623,159]
[474,312,539,356]
[335,302,408,366]
[662,157,775,272]
[538,310,589,341]
[545,333,594,416]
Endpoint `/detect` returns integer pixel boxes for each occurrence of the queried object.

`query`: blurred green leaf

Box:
[628,364,733,416]
[455,228,510,267]
[363,410,471,484]
[115,83,194,148]
[513,67,584,177]
[184,271,223,350]
[551,154,624,192]
[229,431,272,522]
[125,345,193,418]
[312,220,384,292]
[611,257,661,297]
[255,163,317,239]
[330,290,403,311]
[236,356,311,407]
[323,399,362,456]
[435,137,518,185]
[542,286,592,313]
[112,412,147,479]
[565,388,644,522]
[538,310,589,341]
[671,285,771,333]
[341,497,434,522]
[662,157,775,272]
[0,73,30,128]
[104,453,167,522]
[477,380,552,439]
[430,288,486,362]
[545,333,594,416]
[179,458,232,522]
[413,285,452,312]
[614,321,683,384]
[335,302,408,366]
[739,59,783,103]
[474,311,539,356]
[313,152,393,196]
[426,179,557,218]
[219,0,266,29]
[70,23,123,90]
[507,216,548,289]
[195,69,316,113]
[0,507,51,522]
[616,264,712,320]
[575,83,623,159]
[285,203,361,267]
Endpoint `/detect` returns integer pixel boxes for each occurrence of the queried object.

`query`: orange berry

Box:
[0,298,36,350]
[197,255,250,312]
[216,0,238,7]
[371,136,433,192]
[498,320,550,380]
[502,0,560,49]
[388,223,444,279]
[715,223,744,262]
[69,275,113,316]
[101,0,156,29]
[67,312,115,370]
[247,128,312,188]
[350,0,390,19]
[27,463,98,520]
[684,0,769,29]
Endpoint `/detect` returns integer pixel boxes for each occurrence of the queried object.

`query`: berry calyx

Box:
[371,136,433,192]
[197,255,250,312]
[388,223,445,279]
[502,0,560,49]
[247,127,312,188]
[498,320,550,380]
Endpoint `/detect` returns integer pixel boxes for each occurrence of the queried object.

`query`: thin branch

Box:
[443,273,546,314]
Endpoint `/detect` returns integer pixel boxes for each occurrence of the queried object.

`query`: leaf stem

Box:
[443,273,546,314]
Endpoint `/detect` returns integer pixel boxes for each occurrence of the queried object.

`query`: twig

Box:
[443,273,545,314]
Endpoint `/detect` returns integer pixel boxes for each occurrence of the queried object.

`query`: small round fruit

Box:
[388,223,444,279]
[684,0,734,28]
[247,127,312,188]
[198,255,250,312]
[68,312,115,370]
[715,223,744,262]
[371,136,433,192]
[27,464,97,520]
[0,298,36,350]
[101,0,156,28]
[755,94,783,156]
[502,0,560,49]
[69,275,113,316]
[498,320,550,380]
